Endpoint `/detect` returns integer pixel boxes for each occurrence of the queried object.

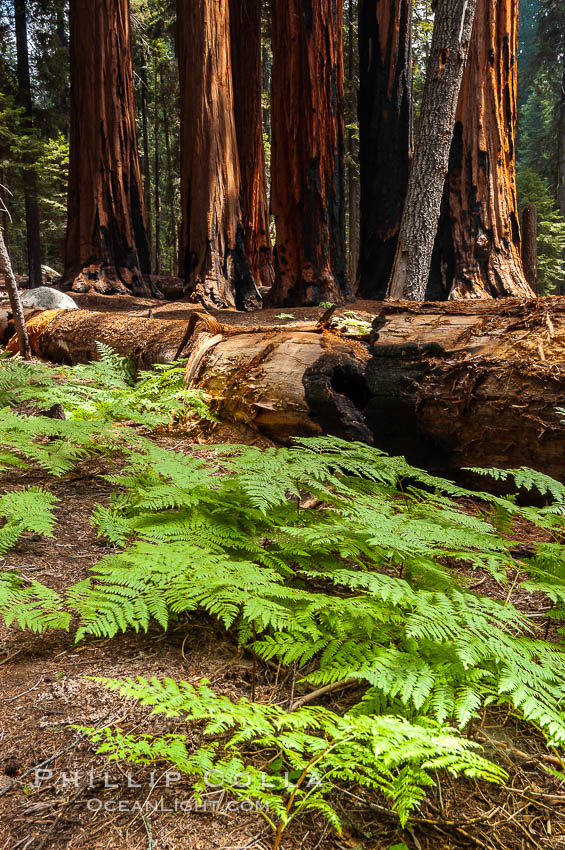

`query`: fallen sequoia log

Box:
[2,308,373,444]
[365,298,565,481]
[4,298,565,481]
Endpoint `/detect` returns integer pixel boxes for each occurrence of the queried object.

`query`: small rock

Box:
[19,287,78,311]
[41,265,61,284]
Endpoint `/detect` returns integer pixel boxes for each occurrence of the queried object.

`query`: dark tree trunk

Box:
[558,57,565,218]
[357,0,412,299]
[429,0,533,299]
[347,0,359,287]
[176,0,261,311]
[270,0,350,306]
[153,63,161,276]
[162,75,177,276]
[229,0,274,289]
[387,0,477,300]
[521,202,538,294]
[63,0,156,298]
[140,57,152,255]
[14,0,43,290]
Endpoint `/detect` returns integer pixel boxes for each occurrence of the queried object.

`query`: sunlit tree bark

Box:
[270,0,349,306]
[177,0,261,310]
[63,0,155,297]
[229,0,274,289]
[430,0,533,298]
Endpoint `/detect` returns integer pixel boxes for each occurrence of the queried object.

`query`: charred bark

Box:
[176,0,261,311]
[153,63,161,276]
[364,299,565,480]
[14,0,43,290]
[270,0,349,306]
[139,57,152,255]
[347,0,359,287]
[229,0,274,290]
[357,0,412,299]
[387,0,477,301]
[63,0,156,298]
[430,0,533,299]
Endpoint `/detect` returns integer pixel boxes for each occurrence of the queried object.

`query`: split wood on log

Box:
[365,298,565,481]
[6,298,565,482]
[3,308,372,445]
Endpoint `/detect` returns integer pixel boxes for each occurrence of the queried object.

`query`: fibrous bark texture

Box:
[270,0,349,306]
[177,0,261,311]
[365,298,565,480]
[7,309,371,444]
[387,0,477,301]
[63,0,154,298]
[430,0,533,299]
[357,0,412,299]
[229,0,274,289]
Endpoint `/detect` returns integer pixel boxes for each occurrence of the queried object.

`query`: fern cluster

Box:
[0,486,58,553]
[2,356,565,833]
[78,675,506,836]
[0,344,214,431]
[2,434,565,745]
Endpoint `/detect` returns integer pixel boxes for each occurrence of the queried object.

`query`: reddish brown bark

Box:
[270,0,349,306]
[63,0,155,297]
[357,0,412,299]
[430,0,534,299]
[229,0,274,289]
[177,0,261,311]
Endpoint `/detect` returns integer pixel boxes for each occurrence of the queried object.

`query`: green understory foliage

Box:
[77,676,505,837]
[1,354,565,832]
[0,343,213,428]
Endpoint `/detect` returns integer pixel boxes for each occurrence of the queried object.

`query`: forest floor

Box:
[1,293,565,850]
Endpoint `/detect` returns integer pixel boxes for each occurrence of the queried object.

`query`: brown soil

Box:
[1,294,565,849]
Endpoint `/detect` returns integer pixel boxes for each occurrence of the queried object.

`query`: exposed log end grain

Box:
[365,297,565,479]
[3,310,372,445]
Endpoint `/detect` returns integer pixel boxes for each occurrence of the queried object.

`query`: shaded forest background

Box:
[0,0,563,296]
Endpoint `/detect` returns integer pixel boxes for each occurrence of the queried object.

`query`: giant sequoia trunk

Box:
[357,0,412,299]
[429,0,534,299]
[14,0,42,290]
[229,0,274,290]
[177,0,261,311]
[63,0,154,298]
[387,0,477,301]
[270,0,350,306]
